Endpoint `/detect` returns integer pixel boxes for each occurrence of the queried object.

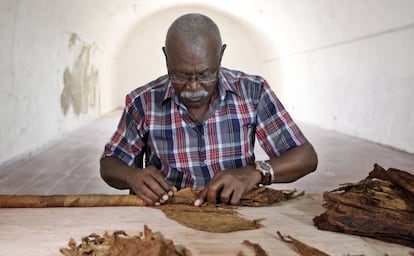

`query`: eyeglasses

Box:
[169,69,219,85]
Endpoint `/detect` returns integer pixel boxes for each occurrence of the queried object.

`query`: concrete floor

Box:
[0,110,413,195]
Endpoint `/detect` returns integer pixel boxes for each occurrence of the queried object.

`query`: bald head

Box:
[162,13,226,80]
[162,14,226,110]
[165,13,222,49]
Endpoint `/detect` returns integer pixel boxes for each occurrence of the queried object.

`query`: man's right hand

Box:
[126,165,175,206]
[100,157,174,206]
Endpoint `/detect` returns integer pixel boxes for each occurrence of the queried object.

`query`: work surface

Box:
[0,194,412,256]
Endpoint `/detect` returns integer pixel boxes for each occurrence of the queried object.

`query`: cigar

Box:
[0,194,146,208]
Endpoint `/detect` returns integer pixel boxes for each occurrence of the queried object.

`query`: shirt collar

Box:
[217,68,239,100]
[162,82,175,104]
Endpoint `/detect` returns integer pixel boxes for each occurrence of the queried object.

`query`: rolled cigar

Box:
[0,194,146,208]
[0,187,297,208]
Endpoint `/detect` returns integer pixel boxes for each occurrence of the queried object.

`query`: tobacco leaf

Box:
[167,188,199,205]
[322,180,414,213]
[368,163,414,196]
[239,187,304,207]
[158,187,302,233]
[240,240,268,256]
[59,225,192,256]
[167,187,303,207]
[159,204,262,233]
[277,231,330,256]
[314,163,414,248]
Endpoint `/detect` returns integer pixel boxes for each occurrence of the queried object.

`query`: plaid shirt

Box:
[103,67,308,189]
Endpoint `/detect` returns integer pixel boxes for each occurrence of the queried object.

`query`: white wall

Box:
[262,1,414,154]
[114,6,275,106]
[0,0,136,164]
[1,0,413,166]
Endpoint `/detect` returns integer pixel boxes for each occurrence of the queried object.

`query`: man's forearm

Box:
[267,142,318,183]
[100,156,136,190]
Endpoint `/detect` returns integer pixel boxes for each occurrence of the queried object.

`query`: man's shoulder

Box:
[128,74,169,98]
[220,67,268,99]
[220,67,265,84]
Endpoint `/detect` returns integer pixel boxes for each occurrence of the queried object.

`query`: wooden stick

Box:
[0,194,146,208]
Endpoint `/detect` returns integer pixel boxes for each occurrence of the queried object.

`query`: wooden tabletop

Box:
[0,194,412,256]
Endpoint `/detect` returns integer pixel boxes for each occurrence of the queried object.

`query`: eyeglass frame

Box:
[168,67,220,85]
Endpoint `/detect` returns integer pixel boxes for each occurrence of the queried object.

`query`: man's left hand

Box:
[194,165,261,206]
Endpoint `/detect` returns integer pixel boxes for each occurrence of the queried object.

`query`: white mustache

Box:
[180,89,209,99]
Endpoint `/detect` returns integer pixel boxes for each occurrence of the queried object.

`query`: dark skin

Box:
[100,29,318,206]
[164,32,225,121]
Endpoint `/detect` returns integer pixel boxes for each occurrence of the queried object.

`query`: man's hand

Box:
[100,157,175,206]
[127,165,175,206]
[194,165,261,206]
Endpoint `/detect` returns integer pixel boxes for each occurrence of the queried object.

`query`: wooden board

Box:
[0,195,412,256]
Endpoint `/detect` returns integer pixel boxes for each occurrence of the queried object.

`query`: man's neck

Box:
[188,104,209,123]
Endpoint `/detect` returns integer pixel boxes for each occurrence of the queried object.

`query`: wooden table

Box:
[0,194,412,256]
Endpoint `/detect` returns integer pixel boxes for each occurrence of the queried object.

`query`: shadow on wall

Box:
[107,5,283,111]
[61,33,99,116]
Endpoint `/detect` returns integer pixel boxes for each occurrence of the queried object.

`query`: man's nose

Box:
[185,76,200,91]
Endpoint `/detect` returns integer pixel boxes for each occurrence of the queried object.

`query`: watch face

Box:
[256,161,273,185]
[258,161,271,171]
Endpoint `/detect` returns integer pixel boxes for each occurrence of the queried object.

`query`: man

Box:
[100,13,318,207]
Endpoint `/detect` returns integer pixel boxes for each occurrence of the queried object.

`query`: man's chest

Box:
[147,99,257,162]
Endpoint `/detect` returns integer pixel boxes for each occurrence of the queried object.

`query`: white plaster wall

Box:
[1,0,413,166]
[0,0,136,164]
[262,1,414,153]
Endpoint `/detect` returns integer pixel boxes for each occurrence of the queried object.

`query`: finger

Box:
[150,171,171,192]
[229,189,243,205]
[168,187,178,197]
[219,186,234,205]
[206,183,224,203]
[145,167,174,197]
[135,190,157,206]
[138,181,164,204]
[194,188,207,207]
[143,177,169,201]
[158,193,170,204]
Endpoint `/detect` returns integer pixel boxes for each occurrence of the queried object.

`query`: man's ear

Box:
[219,44,227,63]
[162,46,169,67]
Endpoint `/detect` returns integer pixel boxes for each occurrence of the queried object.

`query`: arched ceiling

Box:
[104,3,280,109]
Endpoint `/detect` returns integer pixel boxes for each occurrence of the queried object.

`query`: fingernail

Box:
[155,202,160,206]
[168,191,174,197]
[172,187,178,192]
[194,199,202,207]
[162,194,169,201]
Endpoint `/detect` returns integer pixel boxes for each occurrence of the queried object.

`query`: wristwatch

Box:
[255,161,275,186]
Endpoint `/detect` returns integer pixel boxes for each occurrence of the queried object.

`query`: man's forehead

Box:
[167,31,214,48]
[167,37,219,61]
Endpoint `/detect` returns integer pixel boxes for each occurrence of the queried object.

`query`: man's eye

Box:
[198,73,212,79]
[176,74,189,79]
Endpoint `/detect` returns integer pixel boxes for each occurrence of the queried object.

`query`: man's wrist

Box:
[255,161,275,185]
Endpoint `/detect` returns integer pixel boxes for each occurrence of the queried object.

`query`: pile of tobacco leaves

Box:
[314,163,414,248]
[60,225,192,256]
